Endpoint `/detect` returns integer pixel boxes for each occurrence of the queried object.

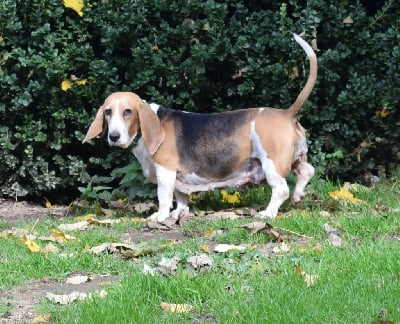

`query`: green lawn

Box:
[0,176,399,323]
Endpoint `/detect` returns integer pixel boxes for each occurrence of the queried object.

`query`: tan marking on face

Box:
[103,92,142,148]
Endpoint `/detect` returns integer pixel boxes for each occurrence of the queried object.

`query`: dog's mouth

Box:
[107,131,138,149]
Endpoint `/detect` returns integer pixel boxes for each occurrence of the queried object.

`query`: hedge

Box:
[0,0,398,201]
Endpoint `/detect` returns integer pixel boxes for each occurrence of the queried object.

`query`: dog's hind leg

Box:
[149,163,176,222]
[170,190,190,220]
[251,123,290,219]
[291,161,314,204]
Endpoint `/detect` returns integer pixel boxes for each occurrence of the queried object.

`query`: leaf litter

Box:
[0,200,317,322]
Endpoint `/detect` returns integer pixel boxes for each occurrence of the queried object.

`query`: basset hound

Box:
[83,33,317,222]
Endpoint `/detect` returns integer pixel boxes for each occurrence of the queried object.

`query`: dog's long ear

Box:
[138,102,165,155]
[82,107,106,143]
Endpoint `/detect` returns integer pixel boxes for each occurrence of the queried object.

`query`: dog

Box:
[83,33,317,222]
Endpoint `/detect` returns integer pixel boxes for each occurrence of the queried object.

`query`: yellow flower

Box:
[63,0,84,17]
[61,80,73,91]
[221,190,240,204]
[61,78,88,91]
[375,107,390,118]
[75,79,88,85]
[328,187,366,204]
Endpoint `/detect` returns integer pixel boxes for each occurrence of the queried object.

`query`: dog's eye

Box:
[104,109,112,116]
[123,109,132,116]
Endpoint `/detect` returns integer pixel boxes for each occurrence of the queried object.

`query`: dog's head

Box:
[83,92,165,155]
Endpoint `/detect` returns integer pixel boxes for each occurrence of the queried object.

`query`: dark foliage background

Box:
[0,0,398,201]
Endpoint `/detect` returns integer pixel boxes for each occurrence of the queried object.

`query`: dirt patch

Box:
[0,275,120,323]
[0,199,70,223]
[123,227,187,243]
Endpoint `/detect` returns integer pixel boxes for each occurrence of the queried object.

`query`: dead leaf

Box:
[143,263,156,276]
[323,223,343,247]
[201,244,211,253]
[289,66,299,80]
[313,243,323,253]
[239,221,269,235]
[50,230,77,243]
[13,228,30,237]
[66,275,89,285]
[20,235,41,253]
[61,80,73,91]
[211,210,240,220]
[303,272,319,286]
[213,244,247,253]
[320,210,331,218]
[88,243,115,254]
[74,213,96,221]
[88,218,121,226]
[161,302,193,313]
[134,202,156,213]
[41,242,59,256]
[201,22,211,31]
[89,240,177,258]
[328,233,343,247]
[108,200,126,209]
[234,208,258,217]
[323,223,339,234]
[311,38,319,51]
[272,242,290,254]
[343,182,369,192]
[33,313,51,323]
[329,187,366,205]
[193,206,206,217]
[46,290,107,305]
[343,16,353,24]
[205,228,224,239]
[157,256,181,275]
[44,198,53,208]
[130,217,148,223]
[231,68,248,80]
[187,254,213,269]
[57,221,89,232]
[295,265,319,286]
[2,230,13,238]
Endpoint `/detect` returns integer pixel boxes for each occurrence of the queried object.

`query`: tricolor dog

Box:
[83,33,317,222]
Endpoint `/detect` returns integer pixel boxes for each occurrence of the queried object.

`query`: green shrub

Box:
[0,0,398,201]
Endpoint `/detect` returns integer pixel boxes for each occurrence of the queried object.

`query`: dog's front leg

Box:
[149,163,177,222]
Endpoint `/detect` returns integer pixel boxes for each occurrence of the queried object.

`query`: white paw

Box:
[258,208,278,219]
[170,207,189,220]
[292,188,308,205]
[148,211,169,222]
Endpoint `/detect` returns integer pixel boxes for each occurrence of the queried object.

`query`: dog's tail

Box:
[287,33,317,117]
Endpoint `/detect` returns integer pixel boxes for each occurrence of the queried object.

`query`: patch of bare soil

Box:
[0,199,70,223]
[0,275,120,323]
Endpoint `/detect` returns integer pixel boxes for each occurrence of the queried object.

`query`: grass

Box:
[1,176,400,323]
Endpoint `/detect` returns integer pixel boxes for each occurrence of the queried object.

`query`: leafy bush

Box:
[0,0,398,201]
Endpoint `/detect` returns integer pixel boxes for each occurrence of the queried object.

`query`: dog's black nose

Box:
[109,132,120,143]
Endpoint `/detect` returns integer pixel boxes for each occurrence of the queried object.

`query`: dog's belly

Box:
[133,138,266,194]
[175,158,265,194]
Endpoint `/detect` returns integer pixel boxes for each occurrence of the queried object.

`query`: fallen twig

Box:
[273,226,314,239]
